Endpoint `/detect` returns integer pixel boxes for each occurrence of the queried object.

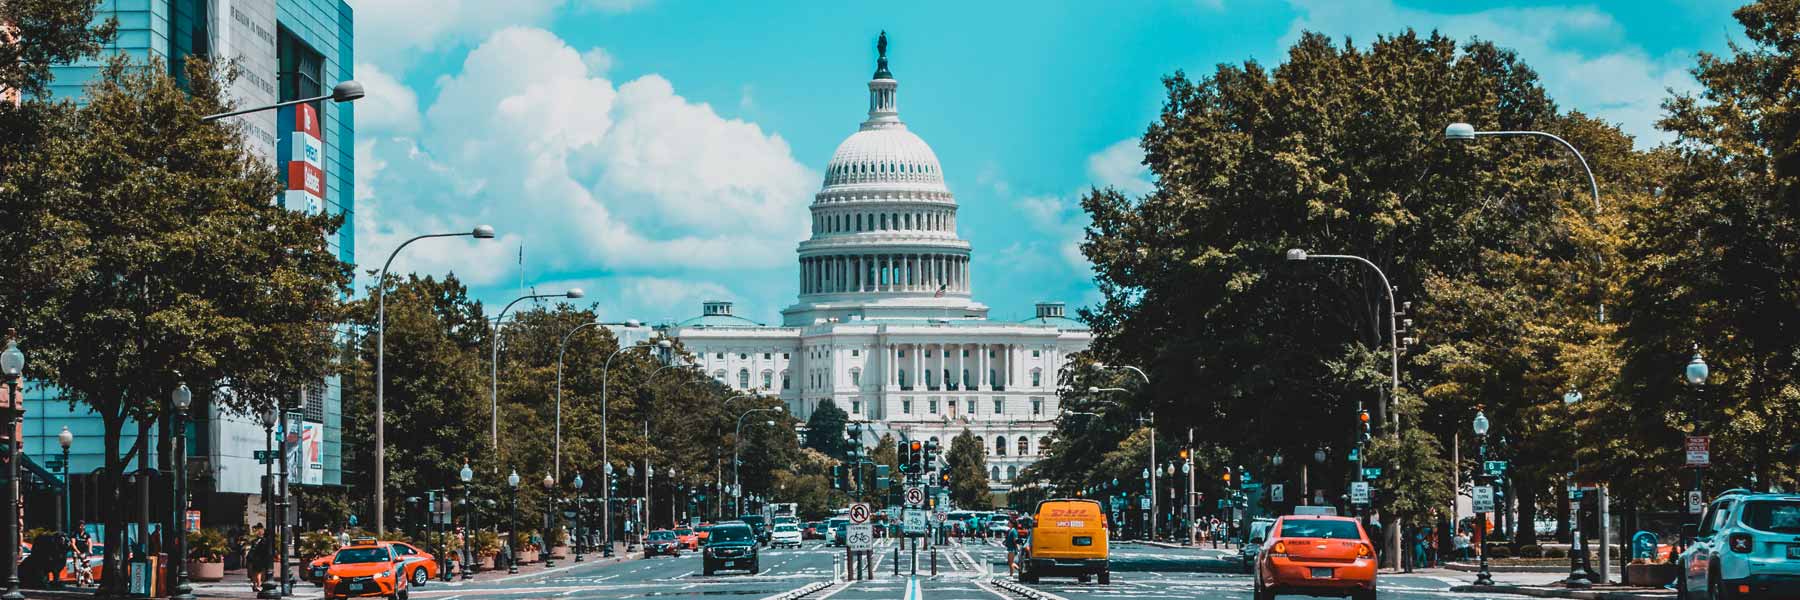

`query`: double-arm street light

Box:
[1092,363,1153,538]
[1283,249,1401,432]
[201,80,365,122]
[375,225,495,534]
[599,339,673,556]
[490,289,585,450]
[554,320,643,481]
[733,407,786,517]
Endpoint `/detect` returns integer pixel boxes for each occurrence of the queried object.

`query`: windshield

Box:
[649,531,676,541]
[676,529,693,536]
[1279,520,1362,540]
[740,515,767,527]
[710,526,753,543]
[333,547,391,564]
[775,525,797,532]
[1741,500,1800,533]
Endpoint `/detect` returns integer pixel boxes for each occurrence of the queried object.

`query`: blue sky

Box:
[347,0,1742,324]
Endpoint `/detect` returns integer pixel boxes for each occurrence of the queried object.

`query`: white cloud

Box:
[1085,138,1154,197]
[348,0,567,70]
[581,47,617,75]
[1281,0,1696,147]
[351,63,420,134]
[357,27,815,302]
[582,0,651,12]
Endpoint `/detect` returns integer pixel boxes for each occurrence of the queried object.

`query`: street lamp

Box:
[572,474,585,562]
[373,225,495,534]
[1472,410,1495,587]
[542,474,557,568]
[625,464,638,553]
[506,470,520,574]
[1685,348,1709,387]
[1683,345,1709,549]
[556,320,652,480]
[1,333,23,600]
[459,462,474,580]
[599,338,672,556]
[201,80,367,121]
[171,384,196,600]
[733,406,786,517]
[256,404,280,600]
[1283,249,1401,430]
[58,427,72,535]
[490,288,585,449]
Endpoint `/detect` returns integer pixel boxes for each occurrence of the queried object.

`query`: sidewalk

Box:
[23,543,633,600]
[1434,567,1675,600]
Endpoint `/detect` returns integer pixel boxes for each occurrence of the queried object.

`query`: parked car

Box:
[644,529,682,557]
[1253,514,1376,600]
[770,524,803,548]
[322,543,414,600]
[1240,518,1276,574]
[702,523,760,576]
[1677,489,1800,599]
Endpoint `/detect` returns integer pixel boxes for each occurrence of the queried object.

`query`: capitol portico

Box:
[663,34,1090,494]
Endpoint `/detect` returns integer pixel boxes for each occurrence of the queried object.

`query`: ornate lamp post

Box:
[506,470,520,574]
[459,461,474,580]
[257,405,280,599]
[171,384,196,600]
[58,427,72,534]
[1684,347,1709,537]
[542,474,557,568]
[572,474,585,562]
[1472,410,1495,587]
[2,335,25,600]
[625,465,637,553]
[603,463,615,557]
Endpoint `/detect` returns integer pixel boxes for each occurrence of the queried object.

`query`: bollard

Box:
[931,547,938,576]
[894,544,901,576]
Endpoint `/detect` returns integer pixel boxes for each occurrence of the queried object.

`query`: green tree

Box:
[11,56,349,591]
[803,398,852,460]
[0,0,116,98]
[946,429,991,509]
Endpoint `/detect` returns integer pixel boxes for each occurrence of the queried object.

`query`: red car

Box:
[674,528,700,551]
[1253,515,1377,600]
[311,541,438,589]
[322,544,414,600]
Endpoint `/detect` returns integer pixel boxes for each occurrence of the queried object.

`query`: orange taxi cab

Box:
[322,543,414,600]
[675,528,700,551]
[1254,515,1377,600]
[308,540,438,587]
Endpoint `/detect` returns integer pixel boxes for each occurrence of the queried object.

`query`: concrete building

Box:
[27,0,354,533]
[665,35,1091,496]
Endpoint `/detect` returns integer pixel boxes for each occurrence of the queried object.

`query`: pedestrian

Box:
[247,524,271,592]
[1004,518,1028,575]
[1454,528,1472,561]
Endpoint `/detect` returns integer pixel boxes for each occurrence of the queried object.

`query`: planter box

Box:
[517,550,539,563]
[1624,563,1678,587]
[480,556,497,570]
[552,545,570,559]
[187,560,225,582]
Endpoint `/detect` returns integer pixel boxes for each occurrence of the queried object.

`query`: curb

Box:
[763,580,833,600]
[1444,561,1578,573]
[1448,584,1674,600]
[989,577,1071,600]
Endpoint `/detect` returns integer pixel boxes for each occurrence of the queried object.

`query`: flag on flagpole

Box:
[934,284,947,298]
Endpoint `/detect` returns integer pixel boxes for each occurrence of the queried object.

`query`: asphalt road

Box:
[386,538,1540,599]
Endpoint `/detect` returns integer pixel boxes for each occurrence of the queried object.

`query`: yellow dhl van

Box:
[1019,498,1110,584]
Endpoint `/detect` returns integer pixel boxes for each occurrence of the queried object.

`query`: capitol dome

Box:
[821,128,946,190]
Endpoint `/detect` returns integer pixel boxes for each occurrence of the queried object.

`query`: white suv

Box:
[1678,489,1800,599]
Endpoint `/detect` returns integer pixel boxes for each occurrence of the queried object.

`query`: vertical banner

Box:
[284,102,325,215]
[300,422,324,485]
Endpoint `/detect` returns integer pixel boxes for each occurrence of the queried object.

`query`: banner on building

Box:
[284,102,325,215]
[300,421,324,485]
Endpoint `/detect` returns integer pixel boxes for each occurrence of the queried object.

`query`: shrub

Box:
[1519,544,1543,558]
[1487,545,1514,559]
[475,531,501,558]
[299,531,339,560]
[1545,546,1568,558]
[189,529,229,561]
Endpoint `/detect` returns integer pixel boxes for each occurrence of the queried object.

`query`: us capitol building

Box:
[663,34,1091,494]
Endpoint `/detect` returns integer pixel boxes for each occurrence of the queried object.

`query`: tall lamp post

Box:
[1091,363,1153,538]
[58,427,72,534]
[2,335,26,600]
[506,470,520,574]
[1684,347,1709,534]
[555,320,645,480]
[599,339,671,556]
[1473,410,1495,587]
[733,407,785,517]
[1283,249,1401,430]
[572,474,585,562]
[459,462,474,580]
[171,384,196,600]
[490,288,585,450]
[257,405,280,599]
[202,80,365,122]
[542,474,557,568]
[373,225,495,534]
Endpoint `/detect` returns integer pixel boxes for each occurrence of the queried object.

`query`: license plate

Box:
[347,583,363,592]
[1310,567,1333,579]
[1789,546,1800,559]
[722,560,736,567]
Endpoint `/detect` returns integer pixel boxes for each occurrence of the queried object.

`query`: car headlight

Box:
[326,575,340,583]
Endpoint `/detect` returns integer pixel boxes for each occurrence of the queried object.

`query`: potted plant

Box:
[1624,558,1678,586]
[186,528,229,581]
[548,527,569,558]
[517,531,539,563]
[475,531,501,569]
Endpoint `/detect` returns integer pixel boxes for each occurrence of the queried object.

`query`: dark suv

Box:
[702,522,760,576]
[739,514,770,545]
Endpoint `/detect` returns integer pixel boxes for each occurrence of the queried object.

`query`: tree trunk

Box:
[100,411,125,595]
[1515,476,1539,546]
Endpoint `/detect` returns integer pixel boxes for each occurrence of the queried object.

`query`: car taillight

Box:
[1356,543,1373,558]
[1271,541,1287,556]
[1728,533,1753,553]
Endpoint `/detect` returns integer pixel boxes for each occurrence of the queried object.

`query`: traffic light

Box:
[1179,449,1190,460]
[1359,408,1371,443]
[924,440,940,468]
[938,472,951,487]
[831,465,843,489]
[904,440,922,474]
[1220,468,1231,484]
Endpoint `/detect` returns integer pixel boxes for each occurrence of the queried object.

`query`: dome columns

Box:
[798,251,969,297]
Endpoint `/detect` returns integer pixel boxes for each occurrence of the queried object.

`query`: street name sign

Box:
[1484,461,1508,476]
[903,509,927,534]
[848,503,871,525]
[1688,490,1705,514]
[904,485,926,507]
[1139,497,1150,509]
[1472,485,1495,512]
[1270,484,1285,503]
[1349,481,1371,505]
[253,450,278,461]
[1362,467,1383,480]
[848,523,873,551]
[1686,436,1711,467]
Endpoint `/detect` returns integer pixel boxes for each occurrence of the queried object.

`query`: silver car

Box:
[1240,518,1276,573]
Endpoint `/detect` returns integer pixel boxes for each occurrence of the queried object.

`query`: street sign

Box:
[848,502,871,524]
[1688,490,1705,514]
[1472,485,1495,512]
[848,523,873,550]
[1270,484,1285,503]
[1362,467,1383,480]
[1686,436,1711,467]
[1139,497,1150,509]
[934,512,946,523]
[903,509,927,534]
[1484,460,1508,476]
[1349,481,1371,505]
[1348,448,1360,462]
[904,485,926,507]
[253,450,277,461]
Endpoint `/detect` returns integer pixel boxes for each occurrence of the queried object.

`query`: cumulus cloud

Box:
[351,63,420,134]
[348,0,567,70]
[1282,0,1696,147]
[357,27,815,310]
[1085,138,1154,197]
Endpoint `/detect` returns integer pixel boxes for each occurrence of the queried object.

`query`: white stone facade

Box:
[663,38,1090,492]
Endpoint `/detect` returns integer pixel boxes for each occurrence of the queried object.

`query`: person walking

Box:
[1003,519,1027,575]
[247,524,271,592]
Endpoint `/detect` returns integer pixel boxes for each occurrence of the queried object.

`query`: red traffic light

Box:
[910,441,922,452]
[1358,410,1370,423]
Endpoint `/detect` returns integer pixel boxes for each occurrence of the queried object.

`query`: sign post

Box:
[1349,481,1371,505]
[1685,436,1710,467]
[846,502,873,580]
[1472,485,1495,513]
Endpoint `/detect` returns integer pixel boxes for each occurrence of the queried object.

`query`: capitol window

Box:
[1007,466,1018,480]
[991,466,1000,480]
[1032,398,1043,416]
[850,368,862,387]
[994,436,1006,456]
[761,370,773,389]
[738,369,750,389]
[902,400,912,414]
[740,353,748,360]
[1017,436,1029,456]
[851,400,861,414]
[1032,350,1041,357]
[763,353,771,359]
[781,371,790,390]
[993,398,1004,414]
[852,349,860,357]
[898,370,909,389]
[1030,369,1042,387]
[928,399,938,414]
[1039,437,1050,454]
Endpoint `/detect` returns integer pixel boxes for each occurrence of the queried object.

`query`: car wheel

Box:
[1253,574,1272,600]
[1078,574,1091,583]
[1352,588,1376,600]
[411,567,428,587]
[1098,570,1110,585]
[750,560,760,574]
[1707,568,1729,600]
[1677,570,1690,600]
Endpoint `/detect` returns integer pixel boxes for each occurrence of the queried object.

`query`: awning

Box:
[17,451,63,493]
